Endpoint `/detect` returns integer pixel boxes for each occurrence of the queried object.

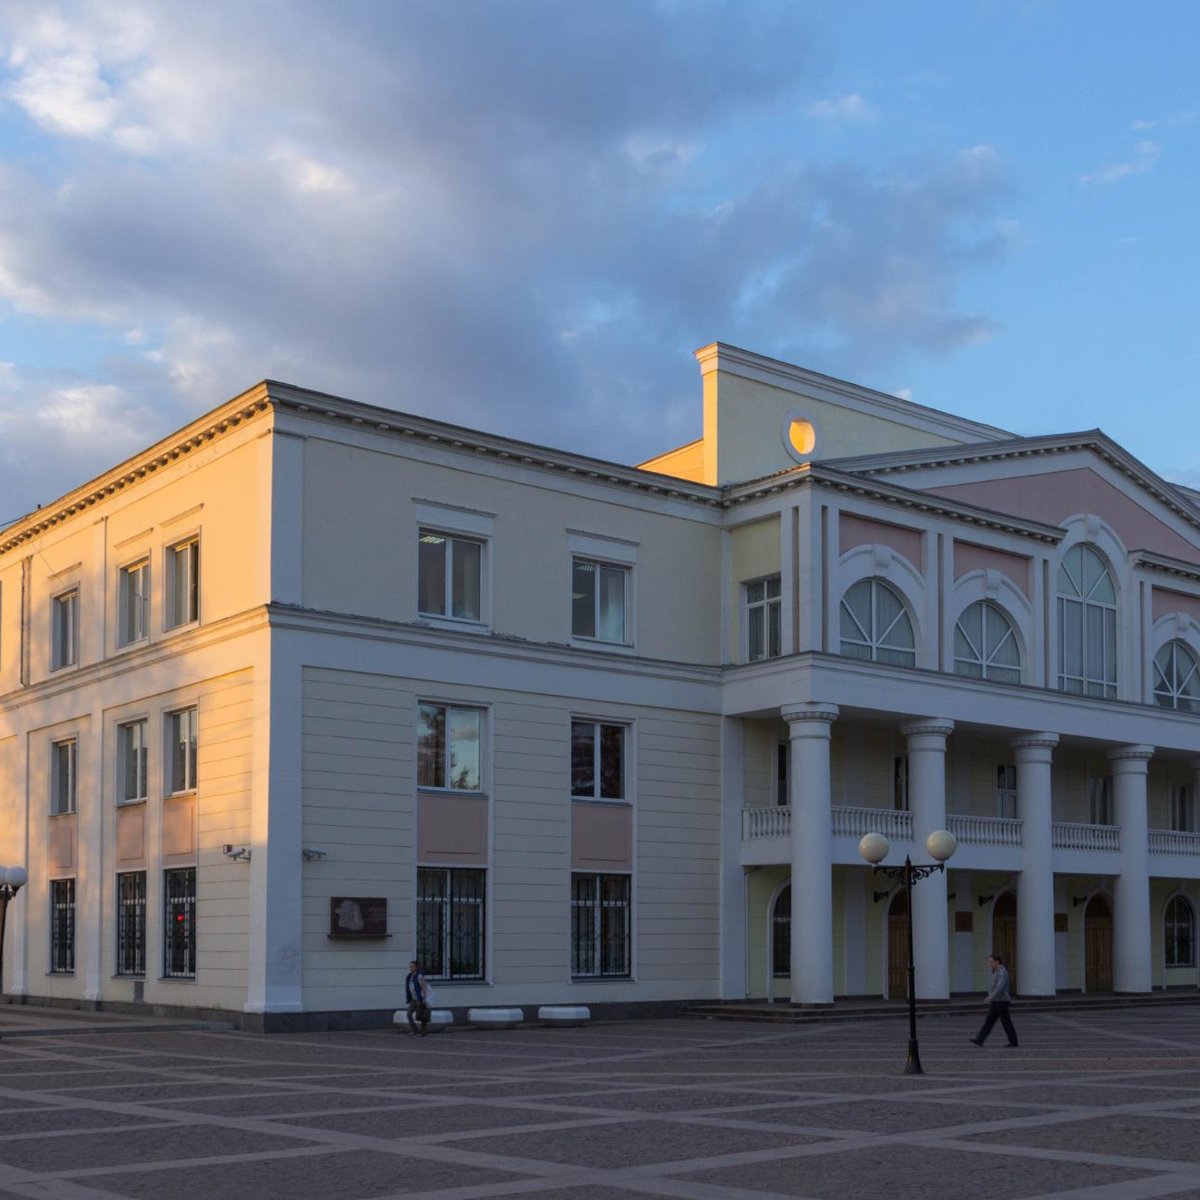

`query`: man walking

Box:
[970,953,1018,1047]
[405,959,430,1037]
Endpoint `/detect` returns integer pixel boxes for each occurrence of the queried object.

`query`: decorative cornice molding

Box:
[1106,743,1155,764]
[781,701,839,727]
[899,717,955,740]
[1010,732,1060,753]
[1134,551,1200,585]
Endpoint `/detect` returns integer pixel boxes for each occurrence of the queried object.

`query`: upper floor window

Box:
[1153,641,1200,713]
[995,764,1018,819]
[118,560,150,646]
[1165,895,1195,969]
[572,558,628,644]
[892,755,909,811]
[1170,784,1195,833]
[51,589,79,670]
[1057,544,1116,698]
[166,538,199,629]
[954,601,1020,684]
[571,720,625,801]
[418,530,483,622]
[840,579,915,667]
[745,576,781,662]
[417,701,482,791]
[51,738,77,815]
[118,720,149,803]
[166,708,198,794]
[1088,775,1113,826]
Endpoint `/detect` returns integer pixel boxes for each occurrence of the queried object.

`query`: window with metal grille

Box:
[116,871,147,976]
[49,878,75,973]
[163,868,196,979]
[417,867,485,980]
[1165,895,1195,969]
[571,874,630,978]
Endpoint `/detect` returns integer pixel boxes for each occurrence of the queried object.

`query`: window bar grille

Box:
[116,872,146,976]
[163,868,196,979]
[50,879,75,973]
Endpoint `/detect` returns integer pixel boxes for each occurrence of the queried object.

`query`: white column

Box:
[900,718,953,1000]
[1012,732,1058,997]
[719,717,747,1000]
[1110,743,1154,993]
[783,702,838,1005]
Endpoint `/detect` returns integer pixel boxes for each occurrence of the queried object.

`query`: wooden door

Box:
[1085,894,1113,992]
[992,892,1018,995]
[887,890,908,999]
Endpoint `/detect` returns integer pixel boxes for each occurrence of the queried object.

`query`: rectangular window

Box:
[116,871,147,976]
[1089,776,1113,826]
[745,576,782,661]
[572,558,628,644]
[996,764,1018,819]
[166,538,199,628]
[118,720,149,803]
[49,879,75,973]
[417,702,482,791]
[1171,785,1195,833]
[418,529,483,622]
[776,741,789,807]
[571,874,631,978]
[163,867,197,979]
[50,739,77,815]
[893,756,909,812]
[571,720,625,801]
[166,708,198,794]
[118,560,150,645]
[417,867,485,980]
[51,589,78,670]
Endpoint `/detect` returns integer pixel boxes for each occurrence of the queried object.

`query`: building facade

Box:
[1,343,1197,1027]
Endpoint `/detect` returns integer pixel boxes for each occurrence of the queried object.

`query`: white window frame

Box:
[165,708,198,795]
[165,537,200,630]
[51,588,79,671]
[1088,775,1113,826]
[1164,894,1195,969]
[839,578,917,667]
[417,866,486,981]
[1057,543,1117,698]
[570,872,632,979]
[417,528,486,625]
[1170,784,1195,833]
[570,719,628,803]
[118,719,149,804]
[49,877,75,974]
[416,700,486,793]
[745,575,782,662]
[568,532,637,651]
[118,558,150,647]
[954,600,1021,684]
[995,763,1018,819]
[1153,640,1200,713]
[50,738,77,815]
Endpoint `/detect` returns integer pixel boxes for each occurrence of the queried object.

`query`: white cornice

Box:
[693,342,1011,445]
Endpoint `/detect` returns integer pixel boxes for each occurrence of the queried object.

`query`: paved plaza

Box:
[1,1005,1200,1200]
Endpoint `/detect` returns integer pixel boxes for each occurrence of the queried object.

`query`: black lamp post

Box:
[0,865,28,1012]
[859,830,956,1075]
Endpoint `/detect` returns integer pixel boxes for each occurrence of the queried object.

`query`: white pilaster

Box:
[900,717,953,1000]
[719,717,747,1000]
[79,719,105,1001]
[1012,732,1058,997]
[1109,743,1154,994]
[783,702,838,1005]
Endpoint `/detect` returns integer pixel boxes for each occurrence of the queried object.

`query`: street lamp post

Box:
[858,830,956,1076]
[0,865,28,1009]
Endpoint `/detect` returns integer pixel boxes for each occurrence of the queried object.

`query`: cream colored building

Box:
[1,344,1197,1028]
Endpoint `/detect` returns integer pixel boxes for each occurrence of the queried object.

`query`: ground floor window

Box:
[163,868,196,979]
[116,871,147,976]
[418,867,485,980]
[49,878,75,973]
[772,885,791,977]
[571,873,631,978]
[1165,895,1195,968]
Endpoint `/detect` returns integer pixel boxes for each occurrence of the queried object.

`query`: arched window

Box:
[1153,641,1200,713]
[840,579,916,667]
[1057,545,1117,697]
[772,886,791,977]
[1165,895,1195,969]
[954,601,1020,684]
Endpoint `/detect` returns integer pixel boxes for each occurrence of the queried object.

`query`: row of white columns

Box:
[783,703,1157,1005]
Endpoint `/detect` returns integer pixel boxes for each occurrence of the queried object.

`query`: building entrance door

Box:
[887,890,908,999]
[991,892,1018,995]
[1085,894,1113,992]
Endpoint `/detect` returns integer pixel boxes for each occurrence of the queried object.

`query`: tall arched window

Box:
[954,601,1020,684]
[840,579,916,667]
[1165,895,1195,968]
[772,885,791,977]
[1057,544,1117,697]
[1153,641,1200,712]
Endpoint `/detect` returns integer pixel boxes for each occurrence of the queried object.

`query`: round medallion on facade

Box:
[781,411,820,464]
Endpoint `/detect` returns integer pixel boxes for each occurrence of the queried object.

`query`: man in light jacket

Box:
[970,953,1018,1047]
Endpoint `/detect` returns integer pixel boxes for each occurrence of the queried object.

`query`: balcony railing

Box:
[1051,821,1119,852]
[946,814,1023,847]
[831,806,913,842]
[1148,828,1200,856]
[742,806,790,840]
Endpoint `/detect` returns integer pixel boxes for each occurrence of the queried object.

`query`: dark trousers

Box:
[975,1001,1017,1046]
[406,1001,429,1034]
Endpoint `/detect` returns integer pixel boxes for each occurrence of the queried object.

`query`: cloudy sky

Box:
[0,0,1197,522]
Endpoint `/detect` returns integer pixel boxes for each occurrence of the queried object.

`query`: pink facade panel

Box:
[1152,587,1200,626]
[953,541,1032,598]
[162,795,196,864]
[48,814,75,872]
[115,803,146,866]
[572,801,633,870]
[930,468,1200,564]
[839,513,924,568]
[418,793,488,865]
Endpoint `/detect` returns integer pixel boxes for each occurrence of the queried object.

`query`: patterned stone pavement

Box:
[1,1005,1200,1199]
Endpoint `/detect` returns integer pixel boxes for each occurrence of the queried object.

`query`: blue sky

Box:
[0,0,1196,522]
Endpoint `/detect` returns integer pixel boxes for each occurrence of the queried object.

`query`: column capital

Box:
[899,717,954,740]
[1011,731,1059,752]
[781,702,839,728]
[1106,743,1155,766]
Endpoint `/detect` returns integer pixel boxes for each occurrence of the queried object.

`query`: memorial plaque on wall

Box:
[329,896,389,938]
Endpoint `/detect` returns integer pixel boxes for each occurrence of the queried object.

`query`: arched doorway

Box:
[771,885,791,991]
[991,892,1018,995]
[887,889,908,999]
[1085,894,1113,992]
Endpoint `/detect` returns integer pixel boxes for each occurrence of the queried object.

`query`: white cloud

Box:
[1081,140,1161,184]
[805,93,878,123]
